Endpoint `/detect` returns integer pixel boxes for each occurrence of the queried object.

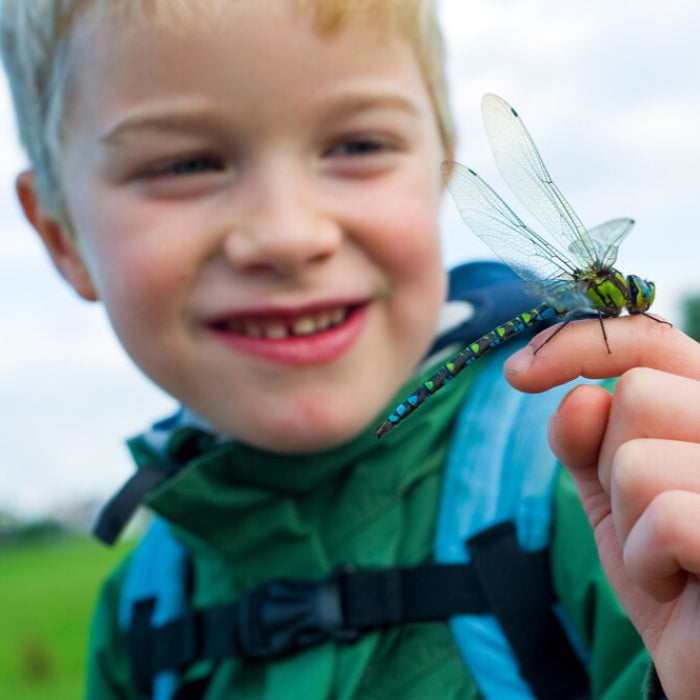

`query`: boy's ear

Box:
[440,147,456,191]
[16,170,99,302]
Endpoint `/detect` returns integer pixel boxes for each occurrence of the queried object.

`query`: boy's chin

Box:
[256,424,369,455]
[214,411,374,455]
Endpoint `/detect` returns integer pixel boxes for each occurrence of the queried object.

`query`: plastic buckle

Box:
[235,568,361,660]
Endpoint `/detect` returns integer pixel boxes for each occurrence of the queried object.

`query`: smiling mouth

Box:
[212,305,355,340]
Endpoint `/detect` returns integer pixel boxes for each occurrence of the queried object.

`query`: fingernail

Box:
[504,346,534,377]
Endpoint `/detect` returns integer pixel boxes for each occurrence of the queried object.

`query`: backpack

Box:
[97,262,592,699]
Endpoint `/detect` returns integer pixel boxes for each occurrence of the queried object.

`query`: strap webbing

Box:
[342,562,495,627]
[128,525,562,695]
[94,427,217,545]
[93,465,174,545]
[469,522,589,700]
[92,464,172,544]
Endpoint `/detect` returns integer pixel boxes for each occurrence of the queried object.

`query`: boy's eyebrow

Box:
[99,91,422,144]
[330,92,421,117]
[99,108,224,144]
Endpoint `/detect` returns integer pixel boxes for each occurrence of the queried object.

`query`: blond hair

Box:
[0,0,454,230]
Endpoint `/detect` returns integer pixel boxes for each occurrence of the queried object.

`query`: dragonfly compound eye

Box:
[627,275,655,312]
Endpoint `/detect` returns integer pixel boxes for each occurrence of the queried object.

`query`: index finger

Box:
[504,314,700,393]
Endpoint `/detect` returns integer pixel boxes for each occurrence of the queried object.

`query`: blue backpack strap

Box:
[435,343,590,699]
[119,516,189,700]
[430,261,539,358]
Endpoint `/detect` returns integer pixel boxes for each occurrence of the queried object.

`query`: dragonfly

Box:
[375,93,662,439]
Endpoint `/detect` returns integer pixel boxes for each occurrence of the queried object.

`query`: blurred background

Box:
[2,0,699,522]
[1,0,699,695]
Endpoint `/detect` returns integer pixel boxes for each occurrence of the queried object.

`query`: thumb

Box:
[548,384,613,527]
[549,384,636,599]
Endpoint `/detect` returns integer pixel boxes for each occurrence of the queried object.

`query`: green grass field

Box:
[0,535,133,699]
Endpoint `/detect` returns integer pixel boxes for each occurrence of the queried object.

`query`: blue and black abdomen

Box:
[375,303,558,438]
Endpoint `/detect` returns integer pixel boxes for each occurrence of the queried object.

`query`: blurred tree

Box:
[681,293,700,342]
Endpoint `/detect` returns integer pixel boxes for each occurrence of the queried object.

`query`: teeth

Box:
[292,316,317,335]
[244,321,263,338]
[263,322,288,339]
[315,311,332,331]
[329,308,345,325]
[225,305,351,339]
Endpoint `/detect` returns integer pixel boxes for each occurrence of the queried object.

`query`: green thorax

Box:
[580,268,628,315]
[575,267,628,315]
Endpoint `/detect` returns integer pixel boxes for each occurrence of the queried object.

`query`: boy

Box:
[1,1,695,697]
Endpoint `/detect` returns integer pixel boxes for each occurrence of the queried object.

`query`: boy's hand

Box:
[505,315,700,700]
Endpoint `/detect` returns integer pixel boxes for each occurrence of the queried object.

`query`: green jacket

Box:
[86,352,650,699]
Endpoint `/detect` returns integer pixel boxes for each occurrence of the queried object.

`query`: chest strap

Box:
[129,522,587,699]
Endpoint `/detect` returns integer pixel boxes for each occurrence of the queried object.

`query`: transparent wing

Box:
[580,217,635,268]
[480,93,601,269]
[442,161,580,285]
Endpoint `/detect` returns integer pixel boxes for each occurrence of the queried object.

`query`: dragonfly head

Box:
[626,274,655,313]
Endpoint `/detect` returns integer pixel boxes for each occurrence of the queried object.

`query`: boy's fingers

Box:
[504,314,698,393]
[598,369,700,485]
[623,489,700,602]
[548,383,610,470]
[547,383,612,523]
[546,384,643,609]
[611,439,700,545]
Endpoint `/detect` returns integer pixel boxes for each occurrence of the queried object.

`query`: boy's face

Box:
[31,1,447,452]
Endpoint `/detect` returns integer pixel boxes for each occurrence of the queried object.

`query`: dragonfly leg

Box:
[597,312,611,354]
[640,312,673,328]
[535,313,671,362]
[532,319,573,355]
[533,311,610,355]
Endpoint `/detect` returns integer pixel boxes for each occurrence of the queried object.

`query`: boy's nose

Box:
[222,175,342,276]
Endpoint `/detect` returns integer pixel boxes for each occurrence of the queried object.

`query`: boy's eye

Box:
[321,136,401,177]
[128,153,230,197]
[326,138,395,158]
[150,155,224,177]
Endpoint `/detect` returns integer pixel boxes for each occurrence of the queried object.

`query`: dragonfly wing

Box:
[523,279,593,313]
[480,94,600,268]
[442,161,579,284]
[586,217,635,267]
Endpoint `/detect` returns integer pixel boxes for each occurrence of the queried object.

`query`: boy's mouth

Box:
[214,305,351,340]
[208,302,367,365]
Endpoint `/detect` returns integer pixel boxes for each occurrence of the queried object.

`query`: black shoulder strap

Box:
[93,464,174,545]
[128,560,490,692]
[93,427,216,545]
[469,522,589,700]
[128,522,589,699]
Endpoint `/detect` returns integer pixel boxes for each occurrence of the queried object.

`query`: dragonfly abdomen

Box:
[375,303,557,438]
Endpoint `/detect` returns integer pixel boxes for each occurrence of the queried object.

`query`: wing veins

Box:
[443,162,578,283]
[481,94,600,267]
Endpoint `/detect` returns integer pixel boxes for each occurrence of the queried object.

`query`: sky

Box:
[1,0,699,519]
